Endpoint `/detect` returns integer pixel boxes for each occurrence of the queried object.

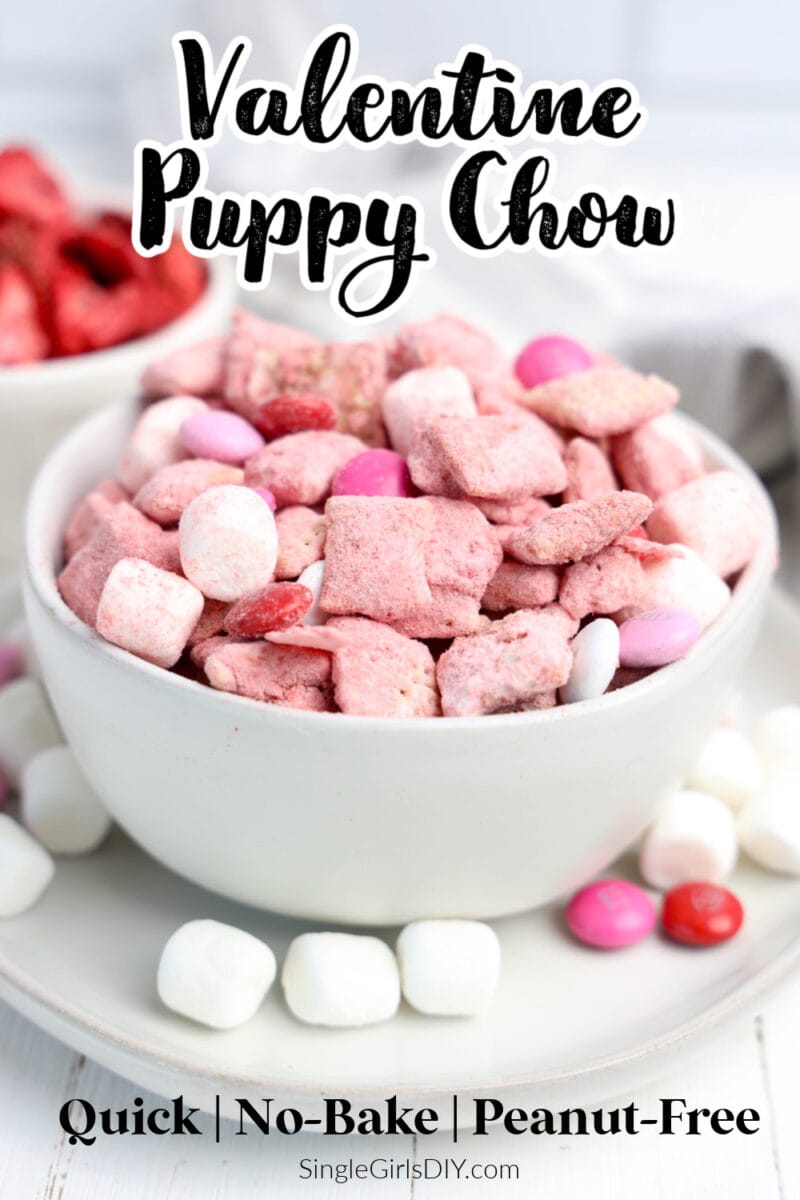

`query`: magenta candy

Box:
[0,641,25,690]
[618,607,701,669]
[566,879,656,949]
[179,410,265,465]
[514,335,593,388]
[331,449,413,498]
[251,486,277,512]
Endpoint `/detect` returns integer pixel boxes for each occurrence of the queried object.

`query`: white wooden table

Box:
[0,969,798,1198]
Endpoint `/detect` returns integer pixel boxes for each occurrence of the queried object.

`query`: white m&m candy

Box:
[686,727,763,811]
[559,618,619,704]
[0,814,55,916]
[21,746,111,855]
[179,485,278,602]
[639,788,738,890]
[397,920,501,1016]
[157,919,277,1029]
[282,932,400,1027]
[0,677,61,786]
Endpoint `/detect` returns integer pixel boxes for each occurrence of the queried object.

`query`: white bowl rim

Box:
[0,256,232,392]
[25,402,778,733]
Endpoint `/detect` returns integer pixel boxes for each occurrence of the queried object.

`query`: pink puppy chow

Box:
[436,610,573,717]
[58,502,181,628]
[408,415,566,502]
[187,598,230,647]
[63,479,127,560]
[506,491,652,566]
[522,367,678,437]
[141,337,226,399]
[382,365,476,456]
[274,506,327,579]
[560,546,646,620]
[472,495,551,526]
[118,396,208,493]
[320,497,432,624]
[224,310,318,421]
[390,498,501,638]
[611,420,700,501]
[647,471,764,578]
[204,640,333,711]
[615,545,731,631]
[327,617,439,718]
[482,562,560,612]
[96,558,204,669]
[273,341,388,447]
[244,431,365,507]
[133,459,244,525]
[563,438,618,503]
[389,313,506,385]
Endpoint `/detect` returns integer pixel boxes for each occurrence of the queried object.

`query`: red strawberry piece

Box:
[48,263,148,356]
[224,583,314,637]
[73,279,148,352]
[0,147,71,227]
[0,264,49,363]
[254,393,338,439]
[64,212,145,285]
[150,238,206,309]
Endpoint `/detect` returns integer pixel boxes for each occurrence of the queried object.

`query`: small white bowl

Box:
[23,402,777,925]
[0,257,234,568]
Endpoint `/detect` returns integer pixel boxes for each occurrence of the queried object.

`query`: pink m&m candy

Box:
[180,410,265,465]
[331,449,413,498]
[0,641,25,690]
[566,879,656,949]
[618,607,701,668]
[514,334,593,389]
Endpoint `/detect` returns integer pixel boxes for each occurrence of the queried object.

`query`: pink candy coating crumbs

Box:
[55,311,768,718]
[566,879,656,949]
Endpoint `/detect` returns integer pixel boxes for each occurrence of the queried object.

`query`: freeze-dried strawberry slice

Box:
[254,393,338,439]
[64,212,145,285]
[48,264,147,356]
[224,583,313,637]
[0,264,49,363]
[150,238,206,307]
[0,147,71,227]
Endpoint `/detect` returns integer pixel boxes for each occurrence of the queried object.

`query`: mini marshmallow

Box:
[648,471,763,578]
[157,919,277,1029]
[282,932,400,1027]
[21,746,111,855]
[96,558,204,669]
[0,813,55,916]
[118,396,208,493]
[639,788,738,890]
[298,559,327,625]
[396,920,501,1016]
[559,618,620,704]
[381,365,476,455]
[615,544,730,631]
[0,677,61,786]
[686,728,763,811]
[179,484,278,602]
[752,706,800,780]
[738,780,800,875]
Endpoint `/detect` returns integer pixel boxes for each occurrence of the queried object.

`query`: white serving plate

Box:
[0,588,797,1125]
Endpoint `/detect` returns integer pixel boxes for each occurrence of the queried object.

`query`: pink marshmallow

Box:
[647,471,764,578]
[96,558,204,668]
[522,367,678,437]
[506,491,653,566]
[118,397,208,493]
[382,366,476,455]
[244,431,366,507]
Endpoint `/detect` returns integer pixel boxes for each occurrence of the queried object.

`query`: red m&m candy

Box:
[662,882,744,946]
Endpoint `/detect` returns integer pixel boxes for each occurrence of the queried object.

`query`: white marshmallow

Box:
[282,932,400,1027]
[157,919,276,1029]
[0,814,55,916]
[397,920,501,1016]
[118,397,208,493]
[0,677,62,786]
[21,746,111,855]
[617,545,730,631]
[179,485,278,602]
[639,788,738,890]
[752,706,800,781]
[738,780,800,875]
[382,366,476,456]
[559,618,619,704]
[686,728,763,811]
[298,559,327,625]
[96,558,204,668]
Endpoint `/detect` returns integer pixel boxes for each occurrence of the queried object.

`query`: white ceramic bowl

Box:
[23,401,777,925]
[0,258,234,567]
